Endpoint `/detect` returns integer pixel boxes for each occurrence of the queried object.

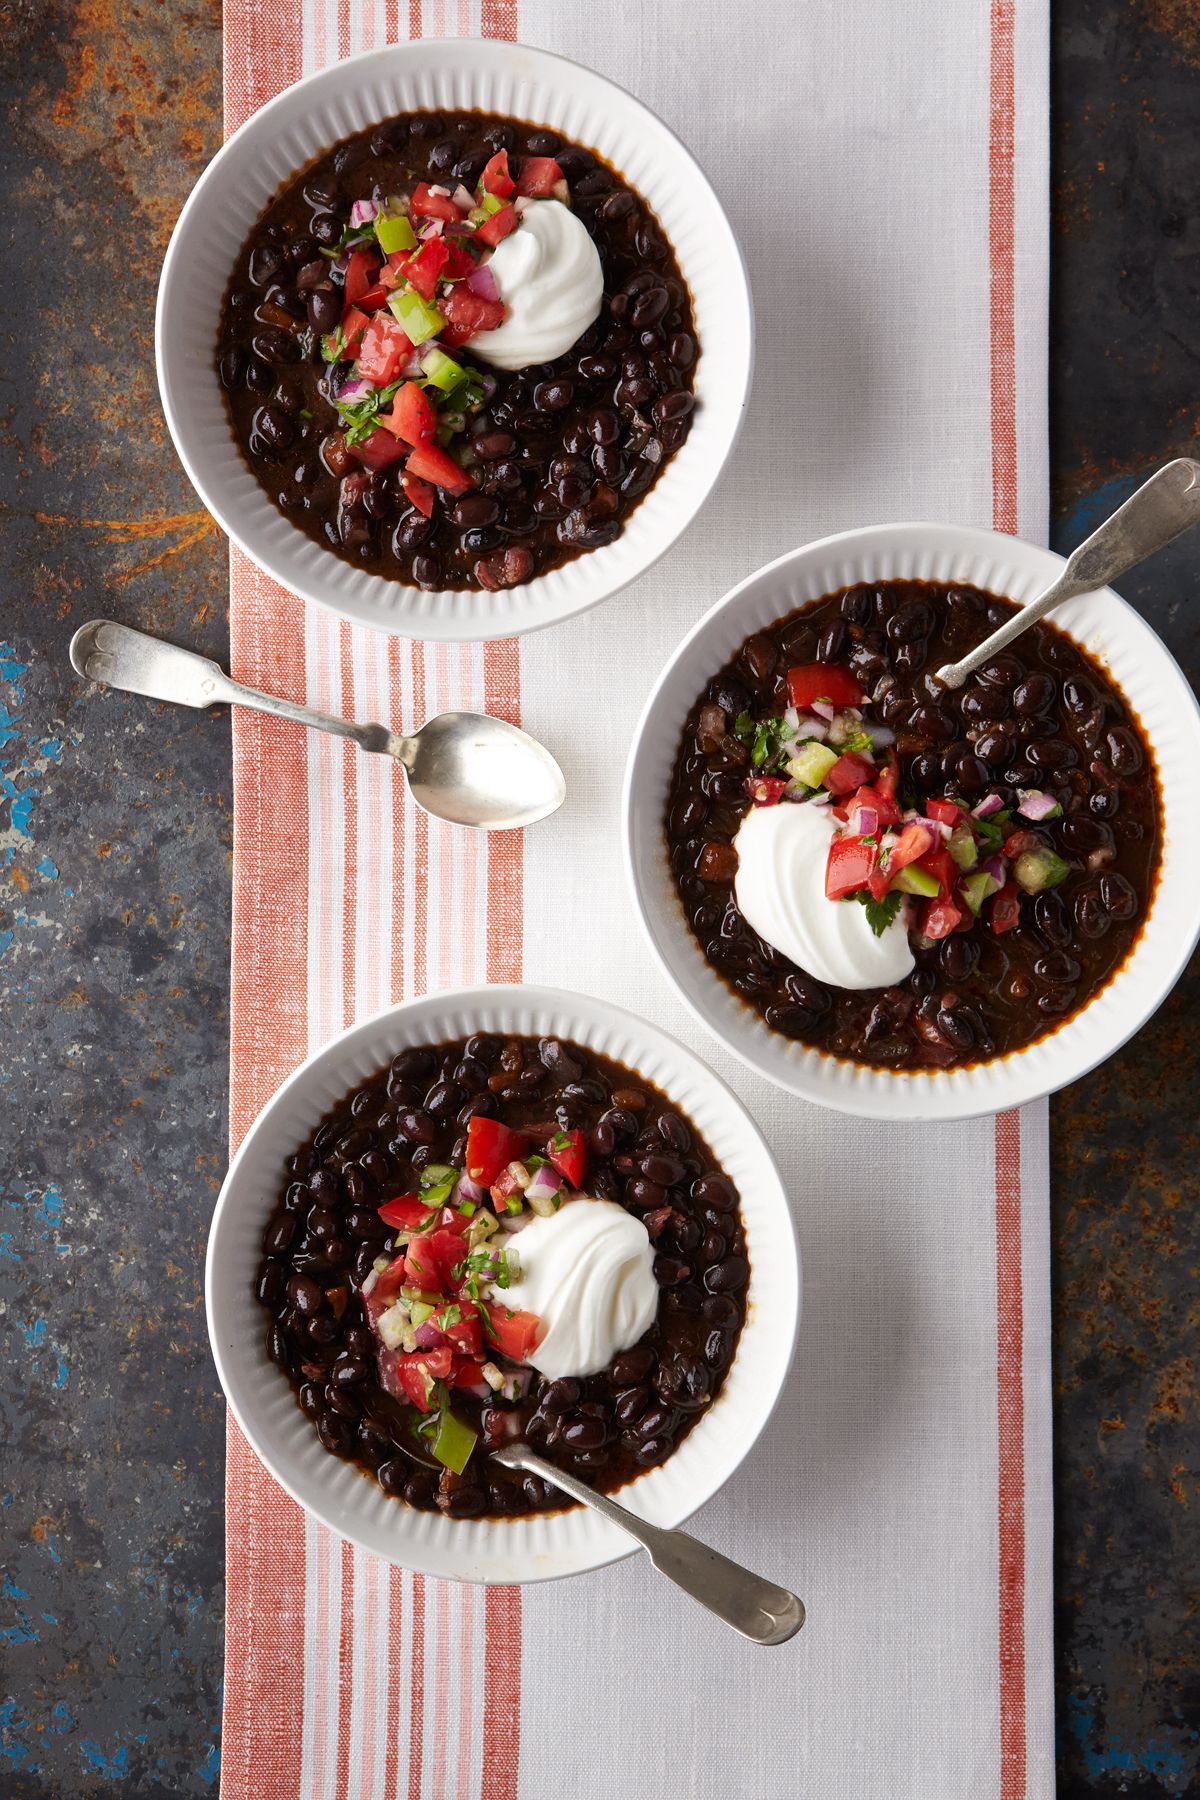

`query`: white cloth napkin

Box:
[221,2,1054,1795]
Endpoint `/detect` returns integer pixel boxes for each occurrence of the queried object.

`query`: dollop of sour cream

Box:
[500,1197,658,1381]
[733,802,915,991]
[469,200,604,372]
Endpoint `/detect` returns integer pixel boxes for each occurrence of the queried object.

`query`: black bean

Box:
[611,1344,656,1385]
[1104,725,1144,774]
[704,1255,748,1294]
[701,1293,739,1326]
[705,1329,734,1370]
[562,1416,606,1450]
[692,1172,738,1213]
[287,1272,323,1316]
[263,1213,296,1254]
[397,1108,436,1145]
[634,1436,673,1467]
[1100,872,1138,920]
[653,1255,692,1286]
[533,378,574,412]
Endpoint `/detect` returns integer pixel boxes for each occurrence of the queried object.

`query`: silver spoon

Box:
[491,1442,805,1646]
[936,456,1200,689]
[68,618,565,830]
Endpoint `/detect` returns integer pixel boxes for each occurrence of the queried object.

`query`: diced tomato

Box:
[916,846,956,898]
[400,470,435,517]
[786,663,864,709]
[364,1251,409,1319]
[438,282,506,339]
[1003,829,1044,859]
[928,797,966,828]
[377,1193,433,1231]
[379,380,437,447]
[825,833,880,900]
[356,315,415,385]
[745,775,788,806]
[479,149,515,198]
[360,284,394,313]
[443,240,480,280]
[515,156,564,197]
[344,248,381,307]
[991,885,1022,934]
[465,1116,530,1188]
[338,306,370,357]
[920,895,964,939]
[411,182,462,221]
[434,1299,483,1359]
[390,1346,454,1411]
[489,1164,526,1206]
[405,440,473,495]
[482,1303,542,1363]
[350,426,407,471]
[402,1226,466,1294]
[451,1357,489,1391]
[547,1128,587,1190]
[889,822,936,873]
[823,751,876,795]
[381,252,409,291]
[474,204,519,248]
[837,763,903,827]
[396,235,450,301]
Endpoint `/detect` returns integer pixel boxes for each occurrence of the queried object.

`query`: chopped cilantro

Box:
[733,712,791,769]
[320,324,347,364]
[333,377,403,446]
[855,889,904,936]
[972,808,1011,853]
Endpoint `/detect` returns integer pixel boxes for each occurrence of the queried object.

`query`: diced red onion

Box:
[402,353,426,379]
[337,377,374,404]
[452,183,475,213]
[912,816,952,840]
[526,1164,563,1203]
[796,714,829,742]
[971,794,1004,819]
[418,217,445,239]
[983,854,1006,884]
[1016,788,1059,821]
[466,262,501,302]
[457,1376,492,1399]
[807,789,833,806]
[867,724,896,748]
[850,806,879,837]
[442,220,475,238]
[413,1322,449,1350]
[498,1209,532,1233]
[455,1173,487,1208]
[349,198,379,227]
[428,183,453,197]
[477,371,498,402]
[504,1366,535,1399]
[783,706,802,733]
[810,701,836,723]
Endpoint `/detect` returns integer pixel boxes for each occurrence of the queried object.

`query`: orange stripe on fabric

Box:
[411,640,430,995]
[988,0,1018,535]
[223,538,310,1800]
[480,0,518,40]
[995,1108,1027,1800]
[480,1586,522,1800]
[334,1538,355,1800]
[388,642,408,1005]
[456,1581,476,1800]
[222,0,303,135]
[406,1573,427,1800]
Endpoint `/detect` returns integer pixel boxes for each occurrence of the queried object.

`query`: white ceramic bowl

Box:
[624,523,1200,1122]
[207,986,799,1582]
[157,39,752,641]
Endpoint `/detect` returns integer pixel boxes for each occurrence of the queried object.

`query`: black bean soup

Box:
[257,1032,747,1519]
[666,581,1160,1068]
[217,110,698,593]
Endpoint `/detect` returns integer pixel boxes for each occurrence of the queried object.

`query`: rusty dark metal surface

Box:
[0,0,1196,1793]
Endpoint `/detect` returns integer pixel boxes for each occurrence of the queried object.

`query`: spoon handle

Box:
[936,457,1200,688]
[498,1447,804,1646]
[70,618,404,759]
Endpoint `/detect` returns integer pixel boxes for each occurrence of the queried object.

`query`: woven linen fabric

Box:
[219,2,1053,1796]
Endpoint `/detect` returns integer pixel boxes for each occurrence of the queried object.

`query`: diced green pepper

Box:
[422,348,466,393]
[375,213,418,254]
[947,823,979,870]
[408,1300,436,1329]
[961,870,1001,915]
[786,742,839,789]
[1013,848,1071,895]
[893,864,940,897]
[388,288,445,345]
[432,1407,478,1475]
[479,191,505,216]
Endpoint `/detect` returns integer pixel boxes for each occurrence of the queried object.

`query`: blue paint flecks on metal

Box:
[35,1185,64,1229]
[53,1355,69,1390]
[52,1703,76,1734]
[0,707,20,751]
[39,737,63,761]
[1065,1693,1189,1781]
[36,855,59,879]
[18,1318,47,1349]
[0,649,29,693]
[0,1233,20,1260]
[0,1608,39,1646]
[10,790,34,837]
[197,1743,221,1787]
[2,1572,29,1601]
[79,1739,131,1779]
[1050,472,1140,558]
[0,930,13,960]
[0,1700,40,1773]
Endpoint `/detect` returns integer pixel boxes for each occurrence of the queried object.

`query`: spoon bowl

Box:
[400,711,566,830]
